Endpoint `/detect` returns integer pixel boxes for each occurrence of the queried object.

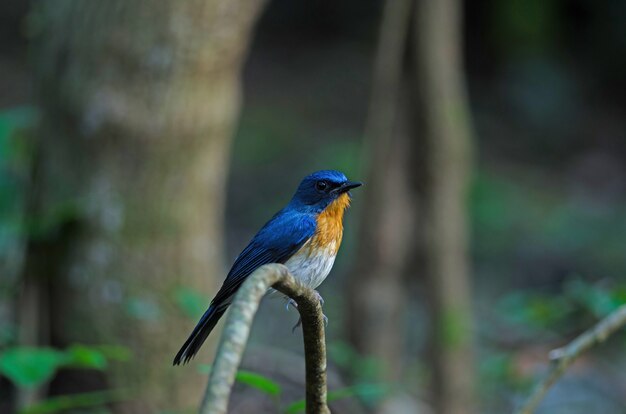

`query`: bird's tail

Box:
[173,303,227,365]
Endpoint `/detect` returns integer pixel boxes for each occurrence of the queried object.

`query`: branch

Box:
[200,263,329,414]
[515,304,626,414]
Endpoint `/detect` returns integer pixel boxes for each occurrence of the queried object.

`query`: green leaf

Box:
[19,390,129,414]
[0,347,67,388]
[66,345,107,369]
[565,279,621,318]
[284,399,305,414]
[235,370,281,397]
[197,365,281,397]
[95,345,132,362]
[0,344,130,389]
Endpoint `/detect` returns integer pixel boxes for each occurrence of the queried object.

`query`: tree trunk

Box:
[346,0,413,386]
[409,0,475,412]
[348,1,474,412]
[22,0,265,411]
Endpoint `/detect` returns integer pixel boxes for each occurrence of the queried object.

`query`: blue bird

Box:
[173,170,362,365]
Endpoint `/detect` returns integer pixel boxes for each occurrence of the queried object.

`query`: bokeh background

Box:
[1,1,626,413]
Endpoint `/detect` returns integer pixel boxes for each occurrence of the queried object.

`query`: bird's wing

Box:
[210,210,316,305]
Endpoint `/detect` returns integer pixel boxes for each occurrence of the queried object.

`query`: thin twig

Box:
[200,263,329,414]
[515,304,626,414]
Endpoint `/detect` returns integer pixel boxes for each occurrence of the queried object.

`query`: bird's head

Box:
[289,170,362,213]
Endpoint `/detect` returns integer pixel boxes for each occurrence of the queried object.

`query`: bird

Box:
[173,170,362,365]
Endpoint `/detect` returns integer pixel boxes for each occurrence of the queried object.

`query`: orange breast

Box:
[309,193,351,255]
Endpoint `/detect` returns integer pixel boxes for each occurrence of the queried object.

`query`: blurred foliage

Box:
[0,106,36,256]
[0,0,625,411]
[0,345,130,389]
[198,364,281,399]
[198,361,389,413]
[492,0,559,56]
[0,348,66,389]
[327,341,394,408]
[0,344,131,414]
[0,106,84,246]
[479,350,527,390]
[235,370,282,397]
[0,108,35,182]
[19,390,129,414]
[0,319,16,347]
[0,107,36,166]
[471,170,626,280]
[328,341,381,383]
[477,350,532,414]
[494,278,626,341]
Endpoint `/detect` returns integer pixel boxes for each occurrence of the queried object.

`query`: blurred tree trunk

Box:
[20,0,265,411]
[346,0,413,384]
[409,0,475,413]
[348,0,474,413]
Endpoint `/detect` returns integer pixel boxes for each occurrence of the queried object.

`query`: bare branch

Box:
[515,304,626,414]
[200,263,329,414]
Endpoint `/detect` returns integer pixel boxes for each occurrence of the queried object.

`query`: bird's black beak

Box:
[335,181,363,194]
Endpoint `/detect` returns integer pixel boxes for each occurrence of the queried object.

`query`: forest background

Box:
[1,1,626,413]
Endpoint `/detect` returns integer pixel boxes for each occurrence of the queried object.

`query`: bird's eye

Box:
[315,180,328,192]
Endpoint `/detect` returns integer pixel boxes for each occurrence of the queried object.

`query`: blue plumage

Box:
[214,211,317,305]
[173,170,361,365]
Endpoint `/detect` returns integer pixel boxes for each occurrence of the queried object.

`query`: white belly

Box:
[284,242,337,289]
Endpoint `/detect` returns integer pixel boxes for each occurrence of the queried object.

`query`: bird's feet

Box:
[286,297,301,332]
[313,290,325,306]
[289,290,328,332]
[292,317,302,333]
[285,297,298,311]
[313,291,328,326]
[291,313,328,332]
